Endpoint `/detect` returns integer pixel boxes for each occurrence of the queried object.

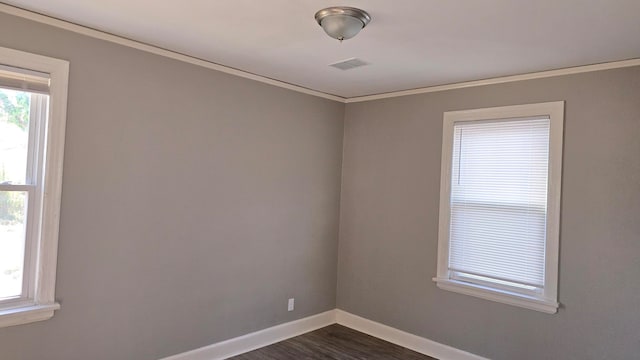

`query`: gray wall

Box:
[0,13,344,360]
[338,66,640,360]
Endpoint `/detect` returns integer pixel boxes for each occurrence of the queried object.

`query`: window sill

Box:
[0,303,60,328]
[432,278,558,314]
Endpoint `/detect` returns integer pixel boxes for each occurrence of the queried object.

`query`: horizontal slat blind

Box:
[449,117,550,288]
[0,64,50,94]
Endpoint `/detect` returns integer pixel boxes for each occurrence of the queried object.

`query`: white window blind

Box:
[0,64,50,94]
[448,117,550,291]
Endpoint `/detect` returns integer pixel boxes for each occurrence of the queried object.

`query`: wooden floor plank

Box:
[228,324,436,359]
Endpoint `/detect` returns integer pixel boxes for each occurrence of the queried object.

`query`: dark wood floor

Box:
[228,324,436,359]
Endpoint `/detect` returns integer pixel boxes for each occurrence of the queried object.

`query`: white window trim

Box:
[433,101,564,314]
[0,46,69,327]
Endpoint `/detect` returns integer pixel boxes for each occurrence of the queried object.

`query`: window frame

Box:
[0,46,69,327]
[0,93,46,307]
[433,101,564,314]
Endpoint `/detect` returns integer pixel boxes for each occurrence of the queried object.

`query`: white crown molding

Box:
[0,3,346,103]
[158,310,336,360]
[346,58,640,103]
[335,310,489,360]
[2,4,638,105]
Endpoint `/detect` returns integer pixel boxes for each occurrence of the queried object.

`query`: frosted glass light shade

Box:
[315,7,371,41]
[320,15,364,41]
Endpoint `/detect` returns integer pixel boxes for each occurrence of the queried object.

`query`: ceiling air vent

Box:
[329,58,368,70]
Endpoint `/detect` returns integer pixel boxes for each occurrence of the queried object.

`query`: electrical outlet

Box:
[287,298,295,311]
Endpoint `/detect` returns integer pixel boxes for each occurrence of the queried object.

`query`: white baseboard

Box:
[159,309,488,360]
[159,310,336,360]
[335,310,489,360]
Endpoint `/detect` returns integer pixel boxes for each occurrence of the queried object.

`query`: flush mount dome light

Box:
[315,6,371,42]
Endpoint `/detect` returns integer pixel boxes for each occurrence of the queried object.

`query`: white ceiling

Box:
[4,0,640,98]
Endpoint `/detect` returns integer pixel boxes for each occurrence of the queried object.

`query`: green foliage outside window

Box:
[0,189,23,224]
[0,89,30,224]
[0,91,29,130]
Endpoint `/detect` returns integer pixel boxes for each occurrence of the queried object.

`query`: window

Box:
[434,102,563,313]
[0,47,68,327]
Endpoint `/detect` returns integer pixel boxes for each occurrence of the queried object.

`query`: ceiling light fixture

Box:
[314,6,371,42]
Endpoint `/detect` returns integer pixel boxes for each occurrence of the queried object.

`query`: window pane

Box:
[449,118,550,288]
[0,88,31,185]
[450,204,546,286]
[0,191,27,299]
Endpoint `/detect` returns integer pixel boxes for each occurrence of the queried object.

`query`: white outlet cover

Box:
[287,298,295,311]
